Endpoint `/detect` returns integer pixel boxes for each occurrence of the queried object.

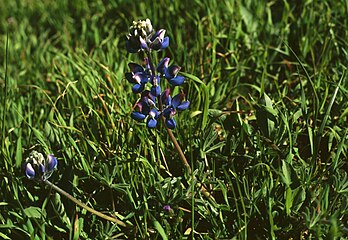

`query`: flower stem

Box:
[145,52,216,204]
[146,52,192,174]
[163,121,191,174]
[43,179,128,227]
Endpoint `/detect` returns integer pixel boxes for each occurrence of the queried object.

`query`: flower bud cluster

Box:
[24,150,57,181]
[126,19,169,53]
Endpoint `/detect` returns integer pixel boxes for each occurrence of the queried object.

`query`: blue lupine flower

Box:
[161,88,172,105]
[171,93,190,111]
[162,92,190,129]
[47,154,58,172]
[131,91,159,128]
[131,102,148,121]
[147,109,159,128]
[140,29,169,51]
[157,57,185,86]
[24,151,58,181]
[150,75,161,97]
[126,19,190,129]
[125,63,150,93]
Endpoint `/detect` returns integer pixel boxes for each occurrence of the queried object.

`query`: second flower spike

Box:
[24,151,57,181]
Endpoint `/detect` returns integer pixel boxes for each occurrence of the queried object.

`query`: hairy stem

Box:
[43,179,128,227]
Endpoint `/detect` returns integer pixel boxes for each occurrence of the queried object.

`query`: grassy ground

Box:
[1,0,348,239]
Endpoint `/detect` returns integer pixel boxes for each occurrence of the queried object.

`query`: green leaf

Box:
[153,220,168,240]
[0,232,11,240]
[285,187,293,216]
[23,207,45,219]
[181,72,209,131]
[282,161,291,187]
[15,132,22,168]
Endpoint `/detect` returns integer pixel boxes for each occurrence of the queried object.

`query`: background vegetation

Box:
[1,0,348,239]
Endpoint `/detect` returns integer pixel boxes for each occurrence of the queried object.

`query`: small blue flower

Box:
[140,29,169,51]
[125,63,150,94]
[131,91,160,129]
[131,101,150,121]
[171,93,190,111]
[147,109,159,128]
[161,91,190,129]
[47,154,58,172]
[157,57,185,86]
[150,75,161,97]
[161,88,172,105]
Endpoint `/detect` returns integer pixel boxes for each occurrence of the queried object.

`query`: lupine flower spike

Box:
[126,19,189,129]
[24,151,57,181]
[24,150,128,227]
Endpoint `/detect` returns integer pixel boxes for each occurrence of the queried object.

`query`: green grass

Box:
[1,0,348,239]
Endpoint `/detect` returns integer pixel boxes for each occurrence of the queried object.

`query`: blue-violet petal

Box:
[132,83,145,93]
[177,101,190,111]
[165,118,176,129]
[168,76,185,86]
[47,155,58,171]
[147,118,157,128]
[25,162,35,179]
[131,112,147,121]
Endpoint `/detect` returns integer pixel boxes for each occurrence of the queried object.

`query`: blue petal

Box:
[151,29,166,41]
[151,85,161,97]
[172,93,184,108]
[139,36,148,50]
[156,57,170,74]
[131,112,147,121]
[132,83,145,93]
[47,155,58,172]
[165,118,176,129]
[165,65,181,79]
[25,162,35,179]
[134,72,148,84]
[162,107,175,118]
[160,37,169,49]
[169,76,185,86]
[128,63,144,73]
[149,37,162,50]
[147,118,157,128]
[125,72,136,83]
[177,101,190,111]
[161,89,172,105]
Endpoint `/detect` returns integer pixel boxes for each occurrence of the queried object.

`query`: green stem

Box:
[43,180,128,227]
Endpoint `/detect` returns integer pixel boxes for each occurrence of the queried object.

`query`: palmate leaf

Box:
[23,206,45,219]
[51,192,71,228]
